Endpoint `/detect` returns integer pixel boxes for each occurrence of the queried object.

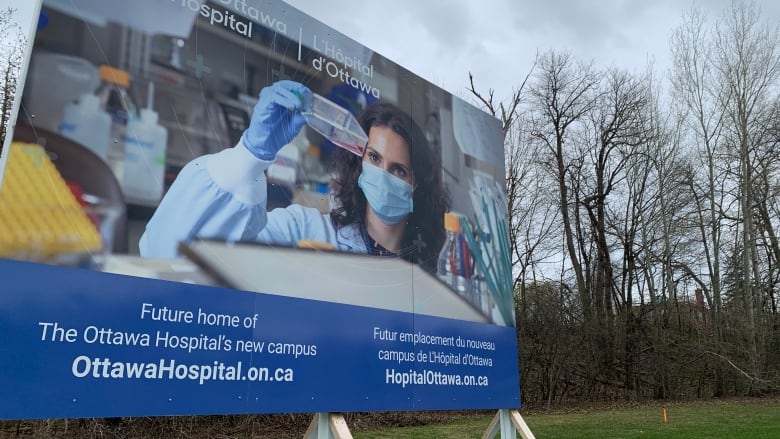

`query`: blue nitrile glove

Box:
[241,80,312,161]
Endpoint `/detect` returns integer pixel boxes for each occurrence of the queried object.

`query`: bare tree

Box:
[670,5,732,395]
[528,51,601,322]
[468,0,780,405]
[563,67,651,386]
[714,0,780,392]
[582,68,652,320]
[672,0,780,395]
[605,64,684,396]
[0,7,25,152]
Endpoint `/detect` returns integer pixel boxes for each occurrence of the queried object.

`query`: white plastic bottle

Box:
[58,93,111,160]
[123,102,168,204]
[96,65,136,185]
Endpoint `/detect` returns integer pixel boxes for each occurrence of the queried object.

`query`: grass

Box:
[352,398,780,439]
[2,398,777,438]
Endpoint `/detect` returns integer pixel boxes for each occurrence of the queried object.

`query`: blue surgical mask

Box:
[357,162,414,225]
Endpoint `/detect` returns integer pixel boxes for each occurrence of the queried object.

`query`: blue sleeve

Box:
[139,143,273,258]
[260,204,339,247]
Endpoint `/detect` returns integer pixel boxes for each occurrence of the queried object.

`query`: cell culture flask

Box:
[302,94,368,157]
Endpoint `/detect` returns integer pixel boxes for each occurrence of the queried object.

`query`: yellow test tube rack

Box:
[0,142,102,261]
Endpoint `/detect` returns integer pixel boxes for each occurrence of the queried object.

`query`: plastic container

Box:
[58,93,111,160]
[95,65,136,185]
[123,83,168,204]
[436,212,471,300]
[302,93,368,157]
[23,53,100,132]
[471,232,493,316]
[266,143,299,188]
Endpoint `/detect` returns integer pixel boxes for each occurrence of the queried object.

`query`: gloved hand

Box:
[241,80,312,161]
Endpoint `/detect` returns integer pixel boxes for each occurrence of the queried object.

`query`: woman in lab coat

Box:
[140,80,450,273]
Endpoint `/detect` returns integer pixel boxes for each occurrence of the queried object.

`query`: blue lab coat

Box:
[139,143,367,258]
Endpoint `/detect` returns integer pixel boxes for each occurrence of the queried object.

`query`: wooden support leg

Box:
[482,409,536,439]
[303,410,534,439]
[481,411,501,439]
[304,413,354,439]
[500,409,515,438]
[508,409,536,439]
[328,413,353,438]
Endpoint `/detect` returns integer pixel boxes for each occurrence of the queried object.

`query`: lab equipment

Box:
[24,53,99,132]
[123,82,169,204]
[266,143,299,188]
[470,231,494,316]
[302,93,368,157]
[462,183,515,326]
[437,212,471,300]
[242,80,310,161]
[96,65,136,185]
[0,143,102,261]
[58,93,112,160]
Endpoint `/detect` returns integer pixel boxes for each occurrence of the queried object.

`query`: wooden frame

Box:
[304,410,536,439]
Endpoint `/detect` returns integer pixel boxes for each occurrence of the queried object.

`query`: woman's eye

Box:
[368,152,380,163]
[392,166,407,178]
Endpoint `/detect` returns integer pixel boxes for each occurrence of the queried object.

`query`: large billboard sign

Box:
[0,0,519,419]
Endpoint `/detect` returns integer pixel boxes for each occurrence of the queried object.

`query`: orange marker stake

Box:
[663,407,668,424]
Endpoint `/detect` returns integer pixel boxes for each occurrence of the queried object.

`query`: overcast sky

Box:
[4,0,780,104]
[284,0,779,103]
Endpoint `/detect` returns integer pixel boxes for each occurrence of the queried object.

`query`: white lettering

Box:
[171,0,268,38]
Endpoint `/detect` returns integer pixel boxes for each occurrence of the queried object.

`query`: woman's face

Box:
[362,125,415,186]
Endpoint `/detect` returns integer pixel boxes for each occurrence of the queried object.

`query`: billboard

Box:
[0,0,519,419]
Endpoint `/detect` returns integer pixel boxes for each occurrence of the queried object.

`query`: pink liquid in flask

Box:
[302,94,368,157]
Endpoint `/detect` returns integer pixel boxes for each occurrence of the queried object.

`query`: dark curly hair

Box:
[329,103,451,273]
